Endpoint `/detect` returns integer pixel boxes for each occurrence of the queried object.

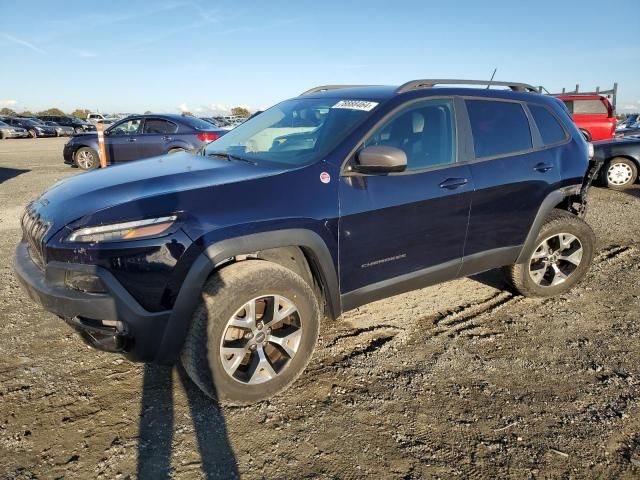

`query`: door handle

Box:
[439,177,468,190]
[534,162,554,172]
[128,137,137,143]
[162,136,172,141]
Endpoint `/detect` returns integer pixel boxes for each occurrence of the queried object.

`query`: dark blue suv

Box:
[15,79,601,404]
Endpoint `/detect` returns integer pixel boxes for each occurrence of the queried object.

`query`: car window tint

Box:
[180,115,219,131]
[110,119,142,135]
[529,104,567,145]
[364,99,456,170]
[143,119,178,134]
[466,100,532,158]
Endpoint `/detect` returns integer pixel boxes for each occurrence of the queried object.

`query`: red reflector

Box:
[197,132,221,143]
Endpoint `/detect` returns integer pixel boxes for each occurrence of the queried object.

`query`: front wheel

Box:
[602,157,637,190]
[506,210,595,298]
[74,147,100,170]
[181,260,320,405]
[28,129,37,138]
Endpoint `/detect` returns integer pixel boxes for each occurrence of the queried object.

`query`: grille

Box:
[21,206,50,269]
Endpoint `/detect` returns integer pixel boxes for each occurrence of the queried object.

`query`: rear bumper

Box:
[14,241,172,362]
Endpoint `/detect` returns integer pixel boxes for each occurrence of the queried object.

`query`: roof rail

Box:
[396,79,539,94]
[299,85,372,96]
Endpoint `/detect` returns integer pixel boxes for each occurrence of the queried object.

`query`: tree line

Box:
[0,106,252,119]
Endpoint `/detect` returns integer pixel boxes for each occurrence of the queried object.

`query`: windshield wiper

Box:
[207,151,257,165]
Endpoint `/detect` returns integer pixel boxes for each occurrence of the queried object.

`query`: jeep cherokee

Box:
[15,79,602,404]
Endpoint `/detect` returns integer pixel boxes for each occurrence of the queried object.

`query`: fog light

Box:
[65,271,106,293]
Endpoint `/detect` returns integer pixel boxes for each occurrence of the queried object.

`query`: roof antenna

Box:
[486,68,497,89]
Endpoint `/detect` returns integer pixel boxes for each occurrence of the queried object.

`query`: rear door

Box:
[136,118,179,158]
[338,98,473,308]
[105,118,143,162]
[459,98,561,275]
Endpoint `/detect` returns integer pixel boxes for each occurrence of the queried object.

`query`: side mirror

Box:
[353,145,407,174]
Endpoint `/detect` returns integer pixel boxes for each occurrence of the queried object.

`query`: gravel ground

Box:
[1,138,639,479]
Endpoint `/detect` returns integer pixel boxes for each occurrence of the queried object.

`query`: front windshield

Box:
[205,97,377,166]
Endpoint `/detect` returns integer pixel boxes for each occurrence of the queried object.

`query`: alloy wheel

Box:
[528,233,584,287]
[219,295,303,385]
[76,150,94,169]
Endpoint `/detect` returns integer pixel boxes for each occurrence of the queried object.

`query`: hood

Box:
[32,152,281,239]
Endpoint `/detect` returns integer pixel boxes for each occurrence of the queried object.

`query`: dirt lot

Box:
[1,137,639,479]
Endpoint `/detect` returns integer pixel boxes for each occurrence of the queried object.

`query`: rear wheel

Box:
[506,210,595,298]
[602,157,637,190]
[181,260,320,405]
[580,129,591,142]
[75,147,100,170]
[28,129,37,138]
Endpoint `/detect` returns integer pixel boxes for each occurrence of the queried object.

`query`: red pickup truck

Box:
[557,94,616,141]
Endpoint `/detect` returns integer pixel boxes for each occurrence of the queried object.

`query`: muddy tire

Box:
[180,260,320,405]
[601,157,638,190]
[74,147,99,170]
[506,210,595,298]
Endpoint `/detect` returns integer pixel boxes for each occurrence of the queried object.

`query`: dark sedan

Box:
[593,136,640,190]
[63,114,227,169]
[0,117,56,138]
[38,115,96,133]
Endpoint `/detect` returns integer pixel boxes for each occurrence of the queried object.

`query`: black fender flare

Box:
[155,229,340,364]
[515,188,571,264]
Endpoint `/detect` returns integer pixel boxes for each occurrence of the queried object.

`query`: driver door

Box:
[106,118,143,163]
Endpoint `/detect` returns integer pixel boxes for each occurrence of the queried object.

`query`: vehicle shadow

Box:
[0,167,29,184]
[137,363,240,479]
[469,268,512,292]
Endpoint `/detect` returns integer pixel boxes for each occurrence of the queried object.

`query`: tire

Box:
[28,129,37,138]
[74,147,100,170]
[181,260,320,406]
[0,131,5,140]
[580,129,591,142]
[601,157,638,191]
[506,210,595,298]
[167,148,186,154]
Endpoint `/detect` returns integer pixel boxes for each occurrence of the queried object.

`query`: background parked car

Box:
[557,94,616,141]
[593,136,640,190]
[87,112,118,125]
[0,120,29,139]
[41,121,74,137]
[617,113,639,130]
[63,113,227,169]
[0,116,56,138]
[37,115,96,133]
[615,120,640,138]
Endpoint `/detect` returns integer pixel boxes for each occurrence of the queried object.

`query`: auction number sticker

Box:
[320,172,331,184]
[331,100,379,111]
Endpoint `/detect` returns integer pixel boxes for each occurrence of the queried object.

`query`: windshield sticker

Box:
[331,100,378,111]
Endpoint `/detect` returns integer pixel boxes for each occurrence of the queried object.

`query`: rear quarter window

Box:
[466,100,532,159]
[528,104,568,145]
[562,99,608,115]
[180,116,217,131]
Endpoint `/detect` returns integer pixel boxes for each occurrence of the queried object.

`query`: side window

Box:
[143,119,178,134]
[363,99,456,171]
[572,99,608,115]
[466,100,532,158]
[529,104,567,145]
[109,119,142,135]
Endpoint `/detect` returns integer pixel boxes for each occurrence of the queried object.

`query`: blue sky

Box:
[1,0,638,114]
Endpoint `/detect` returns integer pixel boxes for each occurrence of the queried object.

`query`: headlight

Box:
[66,216,177,243]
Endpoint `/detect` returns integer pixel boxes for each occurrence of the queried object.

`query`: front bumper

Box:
[14,241,171,361]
